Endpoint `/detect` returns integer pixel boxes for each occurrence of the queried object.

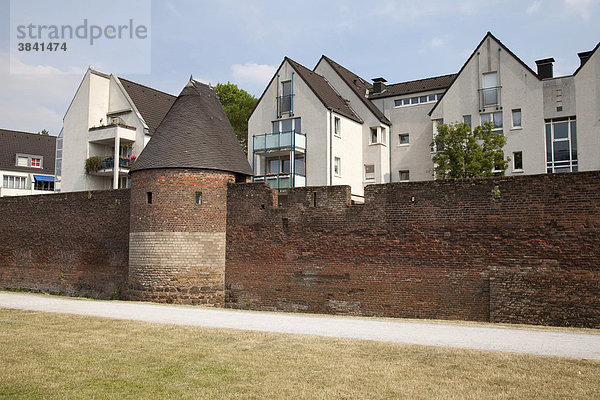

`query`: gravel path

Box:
[1,292,598,360]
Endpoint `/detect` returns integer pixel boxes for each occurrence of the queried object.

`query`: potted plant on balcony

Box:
[84,156,103,174]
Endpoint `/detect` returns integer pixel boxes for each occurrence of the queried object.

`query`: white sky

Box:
[0,0,598,135]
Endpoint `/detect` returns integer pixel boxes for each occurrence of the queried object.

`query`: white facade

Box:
[248,58,365,197]
[0,170,55,197]
[249,34,600,190]
[60,68,174,192]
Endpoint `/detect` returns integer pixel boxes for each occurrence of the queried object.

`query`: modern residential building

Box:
[248,32,600,197]
[59,67,176,192]
[0,129,56,197]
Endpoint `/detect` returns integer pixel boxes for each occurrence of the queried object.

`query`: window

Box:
[364,164,375,181]
[334,157,341,177]
[16,156,28,167]
[15,154,43,168]
[433,119,444,152]
[370,127,378,144]
[272,117,301,134]
[394,93,443,107]
[195,191,202,204]
[34,180,54,191]
[3,175,27,189]
[266,157,290,175]
[399,170,410,181]
[546,117,577,173]
[119,177,130,189]
[146,192,152,204]
[513,151,523,171]
[481,112,503,133]
[281,81,292,113]
[334,117,341,137]
[512,109,522,128]
[398,133,409,146]
[463,115,472,128]
[482,72,498,106]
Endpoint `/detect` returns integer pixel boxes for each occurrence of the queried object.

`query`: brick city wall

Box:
[225,172,600,328]
[0,190,130,298]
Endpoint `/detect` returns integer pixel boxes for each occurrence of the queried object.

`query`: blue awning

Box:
[33,175,56,182]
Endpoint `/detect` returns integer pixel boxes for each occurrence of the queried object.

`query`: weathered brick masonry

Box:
[225,172,600,328]
[0,190,130,298]
[128,168,235,305]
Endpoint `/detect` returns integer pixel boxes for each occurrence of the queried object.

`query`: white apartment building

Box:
[248,32,600,196]
[59,67,176,192]
[0,129,56,197]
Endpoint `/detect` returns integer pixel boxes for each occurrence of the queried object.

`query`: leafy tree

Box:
[431,121,508,179]
[38,129,50,136]
[214,82,258,153]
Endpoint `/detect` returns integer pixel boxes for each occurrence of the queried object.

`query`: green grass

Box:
[0,309,598,399]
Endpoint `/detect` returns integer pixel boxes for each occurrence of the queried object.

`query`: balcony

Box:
[252,130,306,191]
[254,173,306,190]
[88,123,136,145]
[253,131,306,152]
[478,86,502,111]
[89,156,135,177]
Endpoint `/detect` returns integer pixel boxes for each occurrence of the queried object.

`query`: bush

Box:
[85,156,103,174]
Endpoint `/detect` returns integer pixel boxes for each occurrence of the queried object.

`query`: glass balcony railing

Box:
[100,156,135,170]
[253,130,306,152]
[478,86,502,110]
[254,173,306,190]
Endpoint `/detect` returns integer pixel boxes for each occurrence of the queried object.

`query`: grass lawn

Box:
[0,309,598,399]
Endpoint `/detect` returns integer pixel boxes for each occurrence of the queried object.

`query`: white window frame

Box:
[364,164,375,181]
[394,93,443,108]
[15,153,43,168]
[480,112,503,133]
[369,126,387,145]
[3,175,27,189]
[513,151,523,172]
[398,133,409,146]
[334,157,341,177]
[334,117,341,137]
[511,109,522,129]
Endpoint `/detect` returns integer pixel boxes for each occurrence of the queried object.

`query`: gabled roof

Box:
[429,32,540,116]
[368,73,457,100]
[574,41,600,75]
[130,79,252,176]
[285,57,363,123]
[318,56,391,125]
[118,77,177,134]
[0,129,56,174]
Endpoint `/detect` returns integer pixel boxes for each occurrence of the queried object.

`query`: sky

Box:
[0,0,598,136]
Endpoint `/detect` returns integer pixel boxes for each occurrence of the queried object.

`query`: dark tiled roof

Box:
[319,56,391,125]
[285,58,363,123]
[0,129,56,174]
[130,80,253,176]
[368,73,457,99]
[118,77,177,134]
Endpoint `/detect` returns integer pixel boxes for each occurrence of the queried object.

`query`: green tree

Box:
[214,82,258,153]
[431,121,508,179]
[38,129,50,136]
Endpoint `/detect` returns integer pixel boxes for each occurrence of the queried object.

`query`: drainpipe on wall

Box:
[329,108,333,186]
[388,123,392,183]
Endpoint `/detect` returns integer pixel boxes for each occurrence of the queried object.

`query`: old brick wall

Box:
[128,168,235,305]
[226,172,600,328]
[0,190,130,298]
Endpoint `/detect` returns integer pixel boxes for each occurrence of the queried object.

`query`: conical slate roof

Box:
[130,79,252,176]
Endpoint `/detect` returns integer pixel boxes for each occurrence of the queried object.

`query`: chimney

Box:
[535,58,555,79]
[371,77,387,94]
[578,51,593,67]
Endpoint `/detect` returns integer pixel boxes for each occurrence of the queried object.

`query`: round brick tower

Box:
[127,79,252,305]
